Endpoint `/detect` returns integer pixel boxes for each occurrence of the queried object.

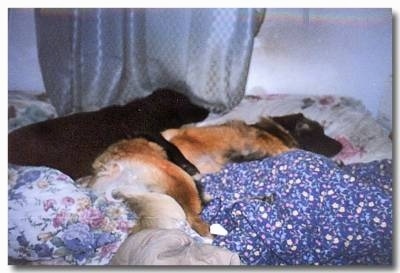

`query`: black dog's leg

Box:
[131,132,210,206]
[123,129,208,205]
[129,131,200,176]
[131,132,212,206]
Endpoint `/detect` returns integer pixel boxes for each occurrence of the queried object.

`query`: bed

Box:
[8,91,392,265]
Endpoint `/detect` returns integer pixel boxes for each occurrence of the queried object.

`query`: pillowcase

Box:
[8,164,136,265]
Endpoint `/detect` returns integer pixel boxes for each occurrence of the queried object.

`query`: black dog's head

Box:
[123,88,209,130]
[145,88,209,126]
[271,113,342,157]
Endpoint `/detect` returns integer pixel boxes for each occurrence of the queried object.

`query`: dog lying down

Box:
[87,113,341,239]
[162,113,343,174]
[8,88,209,179]
[86,138,211,238]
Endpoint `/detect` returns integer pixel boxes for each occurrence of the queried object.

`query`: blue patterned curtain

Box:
[35,8,265,115]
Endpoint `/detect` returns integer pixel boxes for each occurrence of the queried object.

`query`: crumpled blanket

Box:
[200,150,392,265]
[110,228,241,265]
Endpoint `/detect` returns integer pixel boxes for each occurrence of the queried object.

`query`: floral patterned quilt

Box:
[200,150,392,265]
[8,165,136,265]
[8,91,393,265]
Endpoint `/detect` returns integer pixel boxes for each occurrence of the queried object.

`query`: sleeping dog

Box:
[86,138,211,238]
[87,113,341,237]
[162,113,343,174]
[8,88,209,179]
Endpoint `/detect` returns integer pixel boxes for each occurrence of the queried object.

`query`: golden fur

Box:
[87,138,210,237]
[162,119,296,174]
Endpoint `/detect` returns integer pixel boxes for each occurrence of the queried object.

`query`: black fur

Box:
[129,131,200,176]
[8,88,209,179]
[271,113,343,157]
[250,118,298,148]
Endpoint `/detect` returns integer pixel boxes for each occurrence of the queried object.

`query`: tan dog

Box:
[87,138,210,237]
[162,119,296,174]
[162,114,342,174]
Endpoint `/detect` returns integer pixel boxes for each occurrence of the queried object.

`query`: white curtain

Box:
[35,8,265,116]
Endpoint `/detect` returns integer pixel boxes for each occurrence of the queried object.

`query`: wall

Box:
[246,8,392,122]
[8,8,45,93]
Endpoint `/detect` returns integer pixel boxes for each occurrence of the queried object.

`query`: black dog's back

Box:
[8,89,209,179]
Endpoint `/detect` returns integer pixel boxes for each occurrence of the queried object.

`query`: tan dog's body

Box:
[87,114,341,238]
[162,114,343,175]
[162,119,296,174]
[87,138,210,237]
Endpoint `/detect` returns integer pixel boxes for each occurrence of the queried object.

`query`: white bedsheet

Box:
[197,94,392,164]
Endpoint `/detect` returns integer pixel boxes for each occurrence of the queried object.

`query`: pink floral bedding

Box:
[198,94,392,164]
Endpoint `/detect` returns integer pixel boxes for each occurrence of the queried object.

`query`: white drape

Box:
[35,8,265,115]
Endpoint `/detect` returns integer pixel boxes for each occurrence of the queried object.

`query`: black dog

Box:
[8,88,209,179]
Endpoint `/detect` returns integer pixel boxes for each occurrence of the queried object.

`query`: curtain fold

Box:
[35,8,265,116]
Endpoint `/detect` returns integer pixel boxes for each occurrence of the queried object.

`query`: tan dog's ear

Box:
[162,129,180,140]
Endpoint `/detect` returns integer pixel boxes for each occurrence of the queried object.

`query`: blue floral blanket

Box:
[8,150,392,265]
[200,150,392,265]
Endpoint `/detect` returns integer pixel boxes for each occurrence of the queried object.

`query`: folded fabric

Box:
[200,150,392,265]
[110,228,241,265]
